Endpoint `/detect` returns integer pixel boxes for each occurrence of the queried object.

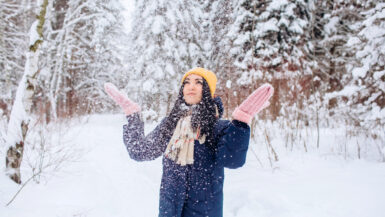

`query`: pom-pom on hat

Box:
[181,67,217,98]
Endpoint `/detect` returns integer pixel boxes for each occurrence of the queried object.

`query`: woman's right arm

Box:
[123,113,171,161]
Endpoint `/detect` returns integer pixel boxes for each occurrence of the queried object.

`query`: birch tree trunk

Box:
[5,0,48,184]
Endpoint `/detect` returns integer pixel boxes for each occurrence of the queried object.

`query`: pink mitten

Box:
[232,83,274,125]
[104,83,141,115]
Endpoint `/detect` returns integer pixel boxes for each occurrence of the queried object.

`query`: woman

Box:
[104,67,274,217]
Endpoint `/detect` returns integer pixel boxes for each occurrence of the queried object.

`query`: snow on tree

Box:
[335,2,385,128]
[229,0,313,120]
[0,0,36,119]
[310,1,362,98]
[306,1,383,128]
[5,0,49,184]
[128,0,212,119]
[207,0,238,118]
[3,0,128,184]
[38,0,128,120]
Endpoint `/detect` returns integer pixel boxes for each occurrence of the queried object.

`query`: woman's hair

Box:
[163,79,217,145]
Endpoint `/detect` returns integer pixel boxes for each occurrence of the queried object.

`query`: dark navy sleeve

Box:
[123,113,171,161]
[215,120,250,169]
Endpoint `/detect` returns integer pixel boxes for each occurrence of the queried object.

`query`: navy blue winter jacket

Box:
[123,101,250,217]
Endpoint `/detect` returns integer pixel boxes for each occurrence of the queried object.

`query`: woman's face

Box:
[183,74,203,105]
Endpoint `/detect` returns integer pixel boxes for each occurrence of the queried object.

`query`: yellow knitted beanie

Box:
[181,67,217,98]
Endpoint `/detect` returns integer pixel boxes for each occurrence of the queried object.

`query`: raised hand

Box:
[104,83,141,116]
[232,83,274,125]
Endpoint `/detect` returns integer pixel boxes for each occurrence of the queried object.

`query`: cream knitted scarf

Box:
[164,116,206,166]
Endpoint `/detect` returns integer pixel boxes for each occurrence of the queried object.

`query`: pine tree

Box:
[340,2,385,128]
[229,0,312,120]
[128,0,211,119]
[308,0,367,126]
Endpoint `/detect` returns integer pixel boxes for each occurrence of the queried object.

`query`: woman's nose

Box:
[187,83,196,90]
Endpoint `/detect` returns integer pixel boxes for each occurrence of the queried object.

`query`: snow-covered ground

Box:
[1,114,384,217]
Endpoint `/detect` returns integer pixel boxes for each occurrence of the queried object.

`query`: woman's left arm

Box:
[216,83,274,169]
[215,120,251,169]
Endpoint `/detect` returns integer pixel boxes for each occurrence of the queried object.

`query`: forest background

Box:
[0,0,384,192]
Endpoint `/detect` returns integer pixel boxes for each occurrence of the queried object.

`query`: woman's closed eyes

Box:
[183,79,203,85]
